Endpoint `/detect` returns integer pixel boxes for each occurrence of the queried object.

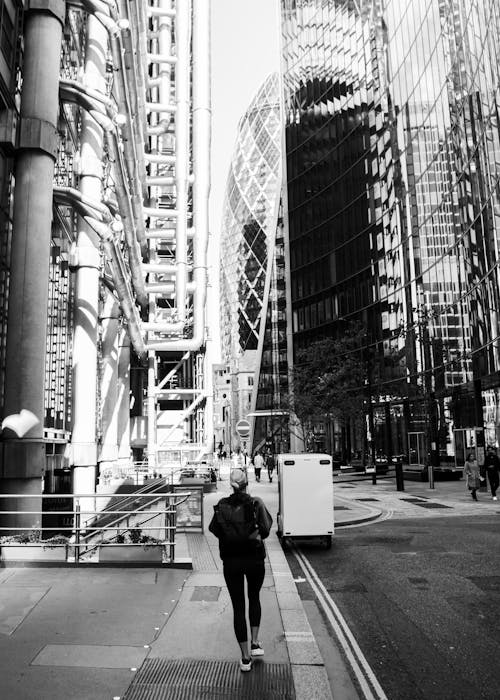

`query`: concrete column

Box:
[71,15,108,522]
[98,293,120,481]
[0,1,65,530]
[117,330,131,474]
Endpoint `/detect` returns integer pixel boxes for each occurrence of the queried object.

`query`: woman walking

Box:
[464,452,481,501]
[209,468,273,671]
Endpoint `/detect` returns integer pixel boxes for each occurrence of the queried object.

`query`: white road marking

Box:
[291,543,388,700]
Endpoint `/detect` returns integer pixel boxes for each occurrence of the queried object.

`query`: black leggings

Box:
[223,558,265,643]
[487,470,499,497]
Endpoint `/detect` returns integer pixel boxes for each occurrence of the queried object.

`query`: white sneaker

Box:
[240,658,252,672]
[493,496,498,501]
[251,642,264,657]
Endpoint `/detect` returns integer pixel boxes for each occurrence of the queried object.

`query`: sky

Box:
[208,0,280,361]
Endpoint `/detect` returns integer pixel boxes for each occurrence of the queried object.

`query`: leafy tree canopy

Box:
[291,323,367,431]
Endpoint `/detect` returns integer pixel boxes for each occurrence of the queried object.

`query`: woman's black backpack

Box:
[213,495,259,543]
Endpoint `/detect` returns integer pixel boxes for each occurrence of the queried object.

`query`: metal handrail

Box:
[0,491,191,564]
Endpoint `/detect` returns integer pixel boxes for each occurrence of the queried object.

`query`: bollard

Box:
[395,461,404,491]
[428,464,435,489]
[74,501,81,564]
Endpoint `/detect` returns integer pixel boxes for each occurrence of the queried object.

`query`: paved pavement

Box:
[1,465,497,699]
[333,470,500,524]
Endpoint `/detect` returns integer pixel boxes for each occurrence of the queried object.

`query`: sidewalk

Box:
[0,465,335,700]
[333,471,500,524]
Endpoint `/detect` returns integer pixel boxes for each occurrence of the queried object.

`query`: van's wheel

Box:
[324,535,332,550]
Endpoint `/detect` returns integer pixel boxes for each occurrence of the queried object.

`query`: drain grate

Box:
[334,505,350,511]
[355,498,379,502]
[122,658,295,699]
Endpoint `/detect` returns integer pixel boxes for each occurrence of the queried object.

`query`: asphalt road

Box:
[286,515,500,700]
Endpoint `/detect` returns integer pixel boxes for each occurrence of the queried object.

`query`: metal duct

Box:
[147,0,210,351]
[53,188,146,357]
[59,78,148,309]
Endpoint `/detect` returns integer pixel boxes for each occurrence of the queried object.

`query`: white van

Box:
[276,453,334,549]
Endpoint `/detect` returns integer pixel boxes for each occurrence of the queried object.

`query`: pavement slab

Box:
[31,643,149,669]
[0,586,48,636]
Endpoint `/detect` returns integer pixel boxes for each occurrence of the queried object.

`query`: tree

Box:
[290,324,367,454]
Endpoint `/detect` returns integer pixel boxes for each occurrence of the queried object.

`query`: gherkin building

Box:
[219,73,290,454]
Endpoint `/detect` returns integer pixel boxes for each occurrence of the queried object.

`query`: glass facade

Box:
[219,73,289,453]
[281,0,500,464]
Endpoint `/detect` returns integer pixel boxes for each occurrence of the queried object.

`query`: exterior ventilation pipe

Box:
[59,79,147,309]
[68,0,149,253]
[147,0,210,351]
[173,0,190,323]
[53,187,146,357]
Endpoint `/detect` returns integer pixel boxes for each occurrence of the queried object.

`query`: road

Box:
[285,514,500,700]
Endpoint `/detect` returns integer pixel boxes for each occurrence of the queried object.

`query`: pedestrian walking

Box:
[208,468,273,672]
[232,448,247,483]
[464,452,481,501]
[253,451,264,482]
[266,452,275,482]
[484,446,500,500]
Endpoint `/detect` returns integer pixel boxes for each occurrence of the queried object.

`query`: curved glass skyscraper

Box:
[281,0,500,465]
[219,73,289,453]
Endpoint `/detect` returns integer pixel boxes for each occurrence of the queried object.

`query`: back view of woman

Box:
[208,468,273,672]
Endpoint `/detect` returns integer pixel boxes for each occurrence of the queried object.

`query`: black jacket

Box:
[484,453,500,471]
[208,491,273,561]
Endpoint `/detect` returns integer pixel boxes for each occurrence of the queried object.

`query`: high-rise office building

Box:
[280,0,500,465]
[219,73,290,454]
[0,2,211,531]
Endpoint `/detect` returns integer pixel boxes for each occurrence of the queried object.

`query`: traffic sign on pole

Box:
[235,419,250,438]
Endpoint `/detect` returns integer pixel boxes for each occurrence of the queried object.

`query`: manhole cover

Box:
[190,586,220,602]
[122,658,295,699]
[412,502,451,509]
[334,505,350,511]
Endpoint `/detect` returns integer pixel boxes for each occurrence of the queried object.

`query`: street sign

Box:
[235,419,250,438]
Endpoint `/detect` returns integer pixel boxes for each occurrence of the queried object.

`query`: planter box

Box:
[98,544,165,563]
[1,545,68,562]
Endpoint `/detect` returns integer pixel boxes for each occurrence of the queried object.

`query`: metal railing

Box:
[0,491,191,564]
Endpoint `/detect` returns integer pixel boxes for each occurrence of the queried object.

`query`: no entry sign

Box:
[235,419,250,438]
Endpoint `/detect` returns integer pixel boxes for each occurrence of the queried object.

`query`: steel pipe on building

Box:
[71,14,108,511]
[116,330,131,472]
[59,80,148,308]
[80,217,146,357]
[147,0,210,352]
[53,194,146,358]
[144,206,180,219]
[0,0,65,529]
[144,152,176,165]
[147,6,176,18]
[172,0,191,323]
[98,293,120,475]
